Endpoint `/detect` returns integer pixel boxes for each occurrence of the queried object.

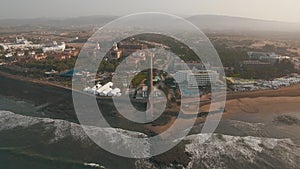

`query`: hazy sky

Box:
[0,0,300,22]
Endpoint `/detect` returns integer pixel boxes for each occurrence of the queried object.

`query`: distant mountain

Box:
[1,15,300,33]
[187,15,300,33]
[0,15,118,28]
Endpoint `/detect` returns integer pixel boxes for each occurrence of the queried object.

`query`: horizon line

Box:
[0,13,299,24]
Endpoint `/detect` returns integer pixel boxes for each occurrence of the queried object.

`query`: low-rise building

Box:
[42,42,66,53]
[34,53,47,60]
[188,70,219,88]
[174,69,219,88]
[174,71,189,83]
[247,52,279,64]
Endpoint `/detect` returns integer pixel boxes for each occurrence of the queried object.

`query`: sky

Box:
[0,0,299,23]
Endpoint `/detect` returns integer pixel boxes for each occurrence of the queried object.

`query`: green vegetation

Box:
[131,71,147,87]
[239,59,295,80]
[98,59,119,72]
[213,39,298,79]
[15,57,77,72]
[133,33,200,61]
[215,44,247,67]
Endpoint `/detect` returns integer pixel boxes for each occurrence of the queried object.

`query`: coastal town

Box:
[1,33,300,100]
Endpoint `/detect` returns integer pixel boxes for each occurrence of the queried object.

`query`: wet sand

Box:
[199,97,300,123]
[209,97,300,143]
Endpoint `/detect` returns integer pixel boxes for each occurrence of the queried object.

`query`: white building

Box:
[174,69,219,88]
[42,42,66,53]
[1,37,43,51]
[83,82,121,97]
[174,70,189,83]
[188,70,219,88]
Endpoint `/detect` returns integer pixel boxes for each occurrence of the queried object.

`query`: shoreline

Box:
[0,71,112,100]
[0,71,73,92]
[2,70,300,138]
[1,70,300,102]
